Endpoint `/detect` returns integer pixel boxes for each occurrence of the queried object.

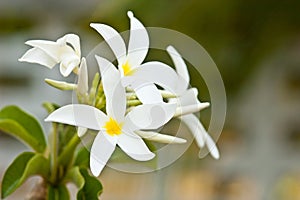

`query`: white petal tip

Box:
[127,11,134,18]
[199,148,220,160]
[166,45,174,51]
[91,168,101,177]
[146,152,156,160]
[90,23,101,30]
[44,117,50,122]
[135,152,156,161]
[199,102,210,110]
[176,138,187,144]
[212,152,220,160]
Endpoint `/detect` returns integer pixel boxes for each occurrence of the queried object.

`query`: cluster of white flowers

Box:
[19,11,219,177]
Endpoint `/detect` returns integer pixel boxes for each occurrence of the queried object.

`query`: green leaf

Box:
[48,185,70,200]
[77,168,103,200]
[1,152,50,198]
[74,147,90,168]
[0,106,46,153]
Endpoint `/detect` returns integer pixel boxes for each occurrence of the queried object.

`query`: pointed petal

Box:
[124,102,176,131]
[45,104,108,130]
[18,47,57,68]
[127,11,149,68]
[132,82,163,104]
[180,114,205,147]
[167,46,190,90]
[174,102,210,117]
[77,58,88,95]
[135,130,186,144]
[90,132,117,176]
[90,23,127,65]
[95,56,126,120]
[202,131,220,159]
[122,61,185,94]
[118,131,154,161]
[181,114,220,159]
[25,40,62,62]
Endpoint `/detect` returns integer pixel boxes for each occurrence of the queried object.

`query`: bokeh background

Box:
[1,0,300,199]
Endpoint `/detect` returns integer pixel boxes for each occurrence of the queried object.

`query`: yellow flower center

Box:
[104,117,123,136]
[122,61,133,76]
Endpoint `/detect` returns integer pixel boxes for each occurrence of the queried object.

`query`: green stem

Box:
[50,123,58,183]
[57,133,81,168]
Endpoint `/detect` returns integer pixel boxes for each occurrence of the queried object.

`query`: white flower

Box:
[19,34,81,77]
[90,11,184,104]
[96,55,186,144]
[166,46,220,159]
[45,55,177,176]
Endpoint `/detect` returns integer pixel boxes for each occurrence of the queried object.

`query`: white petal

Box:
[77,58,88,95]
[95,56,126,120]
[18,47,57,68]
[174,102,210,117]
[118,131,154,161]
[59,54,80,77]
[132,82,163,104]
[182,114,219,159]
[60,34,81,57]
[45,104,108,130]
[135,130,186,144]
[90,23,127,65]
[124,102,176,131]
[90,132,118,176]
[202,131,220,159]
[167,46,190,90]
[25,40,62,62]
[122,61,185,94]
[127,11,149,68]
[180,114,205,148]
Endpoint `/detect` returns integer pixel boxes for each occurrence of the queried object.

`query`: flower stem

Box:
[57,133,81,169]
[50,123,58,183]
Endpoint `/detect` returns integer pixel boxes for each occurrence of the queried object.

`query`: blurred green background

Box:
[1,0,300,199]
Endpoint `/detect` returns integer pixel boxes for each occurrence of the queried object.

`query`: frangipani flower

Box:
[167,45,220,159]
[90,11,185,104]
[98,55,187,144]
[45,55,177,176]
[19,34,81,77]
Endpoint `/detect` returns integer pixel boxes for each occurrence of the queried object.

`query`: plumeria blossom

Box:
[19,33,81,77]
[45,55,177,176]
[166,46,220,159]
[90,11,185,104]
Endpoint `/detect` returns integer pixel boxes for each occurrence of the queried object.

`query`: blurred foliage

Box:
[1,0,300,96]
